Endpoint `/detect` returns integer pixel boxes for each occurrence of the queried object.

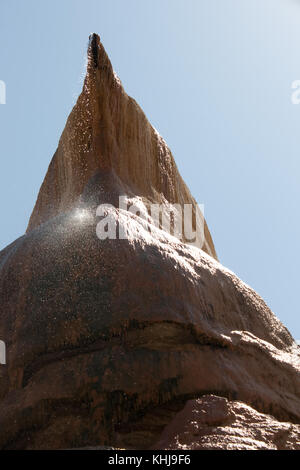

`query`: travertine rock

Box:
[27,34,216,258]
[153,395,300,450]
[0,34,299,450]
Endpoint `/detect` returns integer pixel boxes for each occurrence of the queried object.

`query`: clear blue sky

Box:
[0,0,299,340]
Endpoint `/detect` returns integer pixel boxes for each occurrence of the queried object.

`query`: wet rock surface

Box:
[0,35,299,450]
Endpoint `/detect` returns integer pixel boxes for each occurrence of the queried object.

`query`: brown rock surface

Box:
[27,34,216,258]
[153,395,300,450]
[0,34,299,450]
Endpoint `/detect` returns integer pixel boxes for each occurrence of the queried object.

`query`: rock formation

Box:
[0,34,299,450]
[153,395,300,450]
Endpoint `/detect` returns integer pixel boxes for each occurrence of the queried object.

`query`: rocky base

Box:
[153,395,300,450]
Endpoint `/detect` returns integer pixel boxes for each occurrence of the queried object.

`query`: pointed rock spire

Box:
[26,34,217,259]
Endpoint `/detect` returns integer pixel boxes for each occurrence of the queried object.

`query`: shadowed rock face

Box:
[0,34,299,450]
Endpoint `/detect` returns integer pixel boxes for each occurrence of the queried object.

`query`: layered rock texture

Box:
[153,395,300,450]
[0,34,299,450]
